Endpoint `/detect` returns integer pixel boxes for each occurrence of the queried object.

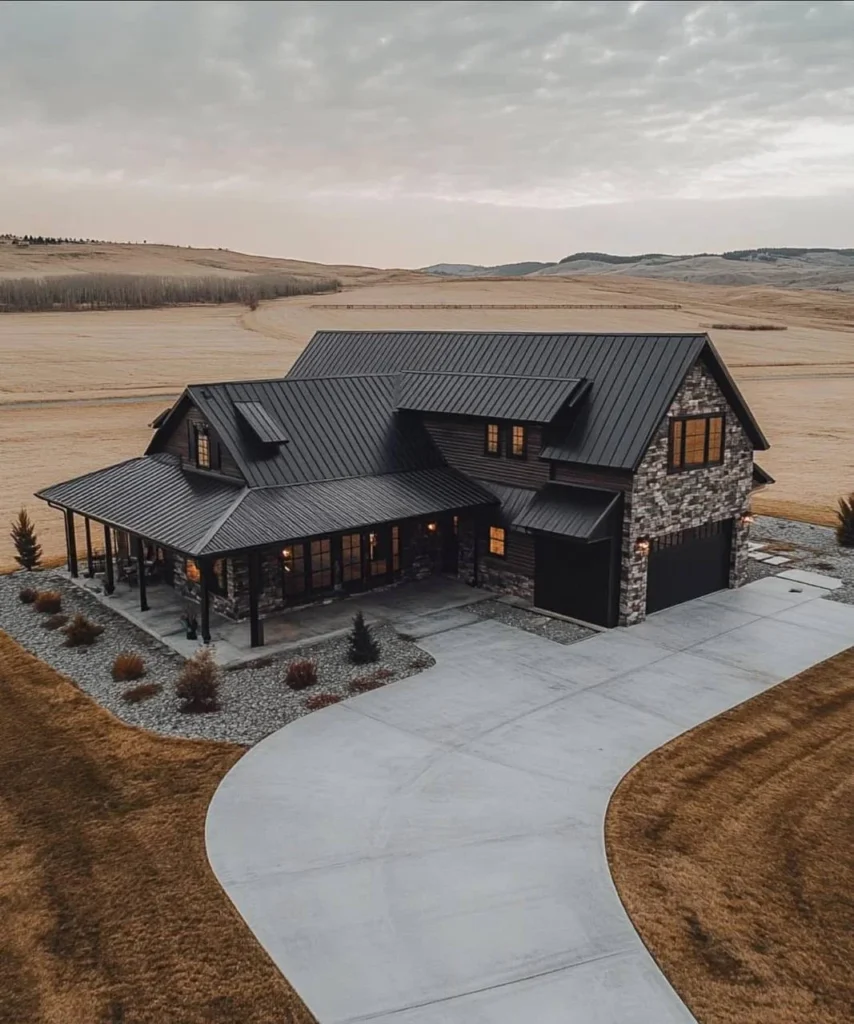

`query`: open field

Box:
[3,265,854,564]
[606,646,854,1024]
[0,631,313,1024]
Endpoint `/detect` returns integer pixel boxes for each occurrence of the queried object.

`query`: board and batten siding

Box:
[549,462,633,492]
[158,404,243,479]
[422,415,550,489]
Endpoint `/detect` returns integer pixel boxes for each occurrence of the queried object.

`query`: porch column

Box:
[200,564,211,644]
[472,526,480,586]
[135,536,148,612]
[248,550,264,648]
[64,509,78,578]
[103,524,115,595]
[84,517,95,578]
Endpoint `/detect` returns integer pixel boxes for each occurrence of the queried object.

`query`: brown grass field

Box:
[2,246,854,564]
[606,647,854,1024]
[0,630,314,1024]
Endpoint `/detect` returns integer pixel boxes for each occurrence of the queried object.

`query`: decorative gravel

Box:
[0,570,434,746]
[750,516,854,606]
[471,598,595,645]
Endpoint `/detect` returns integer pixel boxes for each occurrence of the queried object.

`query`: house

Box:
[37,331,772,645]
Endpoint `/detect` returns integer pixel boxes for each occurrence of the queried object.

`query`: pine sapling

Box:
[348,610,380,664]
[10,507,42,570]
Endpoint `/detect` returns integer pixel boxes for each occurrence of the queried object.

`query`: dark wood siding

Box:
[483,528,535,577]
[550,462,632,492]
[158,404,243,479]
[423,415,550,488]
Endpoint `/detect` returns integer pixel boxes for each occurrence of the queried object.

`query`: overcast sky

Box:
[2,0,853,266]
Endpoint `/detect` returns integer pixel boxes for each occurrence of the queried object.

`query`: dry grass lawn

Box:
[606,647,854,1024]
[0,631,315,1024]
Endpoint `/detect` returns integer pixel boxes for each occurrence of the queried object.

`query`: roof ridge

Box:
[400,370,581,381]
[193,486,251,554]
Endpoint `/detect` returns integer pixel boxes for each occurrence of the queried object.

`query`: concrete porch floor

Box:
[71,573,490,666]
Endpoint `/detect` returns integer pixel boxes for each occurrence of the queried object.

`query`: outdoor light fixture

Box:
[427,522,438,533]
[636,538,650,556]
[741,513,755,526]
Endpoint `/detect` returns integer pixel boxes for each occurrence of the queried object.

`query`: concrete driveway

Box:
[206,575,854,1023]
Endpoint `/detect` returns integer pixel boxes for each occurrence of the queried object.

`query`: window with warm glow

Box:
[669,415,725,471]
[209,558,227,595]
[310,538,332,589]
[342,532,362,582]
[282,543,306,595]
[195,425,211,469]
[488,525,506,558]
[485,422,500,456]
[185,558,201,583]
[368,530,388,576]
[510,424,526,459]
[392,524,400,572]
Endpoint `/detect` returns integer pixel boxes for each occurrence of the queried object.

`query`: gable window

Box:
[669,414,725,471]
[485,422,501,456]
[488,525,506,558]
[510,424,527,459]
[194,424,211,469]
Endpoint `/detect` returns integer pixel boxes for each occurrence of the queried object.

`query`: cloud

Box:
[1,0,853,238]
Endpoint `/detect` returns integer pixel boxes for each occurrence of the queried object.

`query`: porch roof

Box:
[477,479,621,541]
[37,453,497,557]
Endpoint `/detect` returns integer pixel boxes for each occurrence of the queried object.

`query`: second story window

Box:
[510,424,527,459]
[488,525,506,557]
[485,422,500,456]
[669,414,724,471]
[194,424,211,469]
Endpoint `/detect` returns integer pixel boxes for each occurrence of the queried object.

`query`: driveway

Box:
[206,574,854,1023]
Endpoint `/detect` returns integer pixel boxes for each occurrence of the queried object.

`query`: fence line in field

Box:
[308,303,682,311]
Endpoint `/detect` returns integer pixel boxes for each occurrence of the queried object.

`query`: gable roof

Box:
[289,331,768,468]
[397,371,587,424]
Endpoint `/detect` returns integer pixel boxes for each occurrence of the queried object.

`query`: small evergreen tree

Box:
[348,610,380,664]
[836,494,854,547]
[10,507,42,570]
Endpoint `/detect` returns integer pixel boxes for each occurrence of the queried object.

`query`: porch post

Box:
[248,550,264,648]
[103,524,115,595]
[472,522,480,586]
[200,564,211,644]
[84,517,94,578]
[135,536,148,612]
[64,509,78,578]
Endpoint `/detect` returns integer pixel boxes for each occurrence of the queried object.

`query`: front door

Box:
[534,535,617,627]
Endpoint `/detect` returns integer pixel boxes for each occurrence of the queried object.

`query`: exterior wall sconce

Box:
[740,513,755,526]
[635,538,650,556]
[426,522,438,533]
[282,547,292,558]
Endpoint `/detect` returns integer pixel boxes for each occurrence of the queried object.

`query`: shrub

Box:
[62,612,104,647]
[348,667,393,694]
[34,590,62,613]
[112,652,146,682]
[837,494,854,547]
[305,692,343,711]
[285,658,318,690]
[123,682,163,704]
[10,507,42,570]
[176,647,220,713]
[347,610,380,664]
[18,586,38,605]
[42,612,69,630]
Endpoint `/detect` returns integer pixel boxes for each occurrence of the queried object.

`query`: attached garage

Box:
[645,518,733,614]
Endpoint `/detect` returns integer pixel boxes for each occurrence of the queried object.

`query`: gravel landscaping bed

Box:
[471,598,595,645]
[0,570,434,746]
[750,516,854,605]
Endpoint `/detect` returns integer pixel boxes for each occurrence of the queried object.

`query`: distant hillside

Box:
[422,248,854,292]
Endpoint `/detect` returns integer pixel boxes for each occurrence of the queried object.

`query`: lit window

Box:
[310,537,332,589]
[195,426,211,469]
[342,532,362,582]
[485,422,500,456]
[392,524,400,572]
[488,525,506,558]
[185,558,201,583]
[282,544,306,595]
[669,415,725,471]
[368,530,388,576]
[209,558,227,595]
[510,424,526,459]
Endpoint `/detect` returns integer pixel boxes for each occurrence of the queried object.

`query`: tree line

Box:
[0,273,340,312]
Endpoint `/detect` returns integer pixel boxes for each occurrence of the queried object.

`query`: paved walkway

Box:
[206,575,854,1023]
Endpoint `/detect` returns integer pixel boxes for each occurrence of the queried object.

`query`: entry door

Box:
[534,536,617,627]
[646,519,732,614]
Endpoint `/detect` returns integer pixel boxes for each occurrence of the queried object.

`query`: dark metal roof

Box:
[149,406,172,429]
[234,401,289,444]
[288,331,768,468]
[163,376,443,488]
[474,479,538,528]
[397,371,585,424]
[514,484,621,540]
[201,467,496,555]
[36,454,244,554]
[752,463,775,487]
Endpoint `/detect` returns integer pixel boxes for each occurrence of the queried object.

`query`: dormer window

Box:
[485,422,500,456]
[510,424,527,459]
[194,424,211,469]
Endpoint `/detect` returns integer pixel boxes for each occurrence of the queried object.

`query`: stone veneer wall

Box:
[174,551,285,621]
[457,517,535,600]
[619,359,754,626]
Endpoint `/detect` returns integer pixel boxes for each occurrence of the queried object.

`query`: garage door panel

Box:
[646,519,732,614]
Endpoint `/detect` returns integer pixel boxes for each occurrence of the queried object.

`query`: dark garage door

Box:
[534,536,618,628]
[646,519,732,614]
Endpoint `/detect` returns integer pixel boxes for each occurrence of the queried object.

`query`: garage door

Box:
[646,519,732,614]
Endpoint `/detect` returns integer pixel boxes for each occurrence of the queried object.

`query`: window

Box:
[510,424,527,459]
[207,558,227,596]
[488,525,506,558]
[342,532,362,583]
[194,424,211,469]
[185,557,201,583]
[310,538,333,589]
[392,525,400,572]
[368,530,388,576]
[281,544,306,596]
[669,415,725,471]
[485,422,501,456]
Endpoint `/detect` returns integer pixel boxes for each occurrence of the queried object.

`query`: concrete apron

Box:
[206,574,854,1023]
